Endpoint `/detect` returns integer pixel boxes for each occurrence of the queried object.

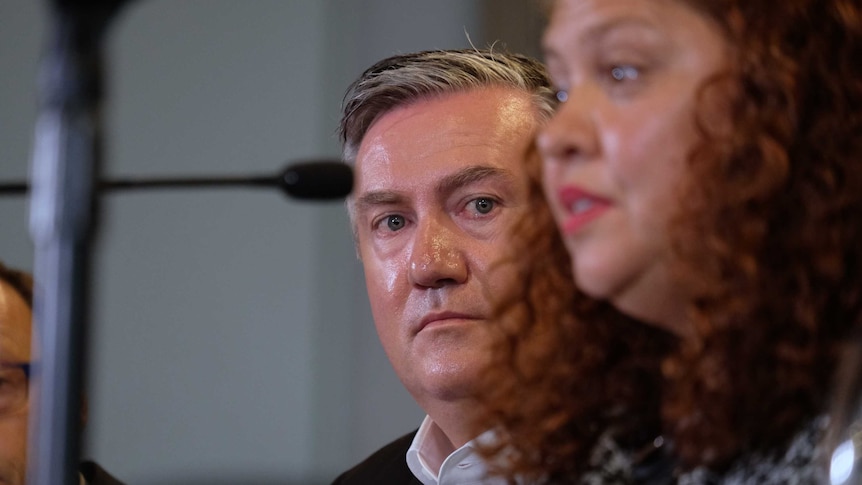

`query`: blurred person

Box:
[330,49,554,485]
[0,261,124,485]
[477,0,862,483]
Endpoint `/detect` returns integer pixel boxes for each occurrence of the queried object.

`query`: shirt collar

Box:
[406,415,512,485]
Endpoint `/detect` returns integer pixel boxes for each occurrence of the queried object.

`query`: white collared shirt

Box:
[406,415,513,485]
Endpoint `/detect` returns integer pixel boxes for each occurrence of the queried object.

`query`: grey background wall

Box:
[0,1,541,483]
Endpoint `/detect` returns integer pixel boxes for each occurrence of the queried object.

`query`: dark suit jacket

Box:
[80,461,125,485]
[331,430,422,485]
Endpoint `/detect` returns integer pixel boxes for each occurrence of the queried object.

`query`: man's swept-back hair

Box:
[0,261,33,308]
[338,48,555,166]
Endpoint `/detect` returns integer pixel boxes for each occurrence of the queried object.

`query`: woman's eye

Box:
[473,198,495,215]
[609,65,640,82]
[386,215,406,231]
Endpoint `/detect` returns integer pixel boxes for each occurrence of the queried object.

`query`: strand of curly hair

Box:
[476,146,676,482]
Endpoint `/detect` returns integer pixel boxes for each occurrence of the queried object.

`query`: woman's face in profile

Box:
[537,0,729,330]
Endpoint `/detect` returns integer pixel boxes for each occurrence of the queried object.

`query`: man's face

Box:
[0,280,32,485]
[351,87,537,409]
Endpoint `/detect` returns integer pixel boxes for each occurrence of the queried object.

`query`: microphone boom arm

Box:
[0,160,353,200]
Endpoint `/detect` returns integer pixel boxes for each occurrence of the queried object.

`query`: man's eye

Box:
[386,215,406,231]
[473,198,495,215]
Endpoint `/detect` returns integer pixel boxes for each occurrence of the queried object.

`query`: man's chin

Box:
[417,368,484,402]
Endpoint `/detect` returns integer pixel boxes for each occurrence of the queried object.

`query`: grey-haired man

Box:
[332,49,553,485]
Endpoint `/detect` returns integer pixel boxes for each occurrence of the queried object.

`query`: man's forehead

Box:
[349,87,536,223]
[358,89,537,155]
[354,165,518,208]
[354,102,534,180]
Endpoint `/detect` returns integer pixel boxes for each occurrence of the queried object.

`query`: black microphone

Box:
[0,159,353,200]
[274,160,354,200]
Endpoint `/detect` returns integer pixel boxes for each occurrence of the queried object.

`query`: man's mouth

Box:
[417,311,481,332]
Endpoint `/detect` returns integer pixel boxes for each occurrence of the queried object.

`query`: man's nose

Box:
[407,216,468,289]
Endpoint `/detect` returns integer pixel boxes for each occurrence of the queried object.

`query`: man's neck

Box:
[423,398,481,449]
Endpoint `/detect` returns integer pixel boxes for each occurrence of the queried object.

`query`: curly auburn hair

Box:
[476,0,862,480]
[476,145,676,482]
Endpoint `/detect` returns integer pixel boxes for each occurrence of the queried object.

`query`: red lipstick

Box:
[557,186,611,235]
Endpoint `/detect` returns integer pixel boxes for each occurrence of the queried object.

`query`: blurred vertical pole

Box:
[27,1,127,484]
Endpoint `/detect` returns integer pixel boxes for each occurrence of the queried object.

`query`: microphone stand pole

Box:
[27,2,126,484]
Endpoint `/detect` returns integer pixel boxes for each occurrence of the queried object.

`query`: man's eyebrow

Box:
[436,165,515,196]
[353,165,515,215]
[354,190,408,215]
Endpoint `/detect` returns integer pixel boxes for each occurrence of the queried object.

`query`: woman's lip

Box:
[557,185,612,235]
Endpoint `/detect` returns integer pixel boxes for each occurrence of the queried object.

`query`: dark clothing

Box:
[331,430,422,485]
[581,417,827,484]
